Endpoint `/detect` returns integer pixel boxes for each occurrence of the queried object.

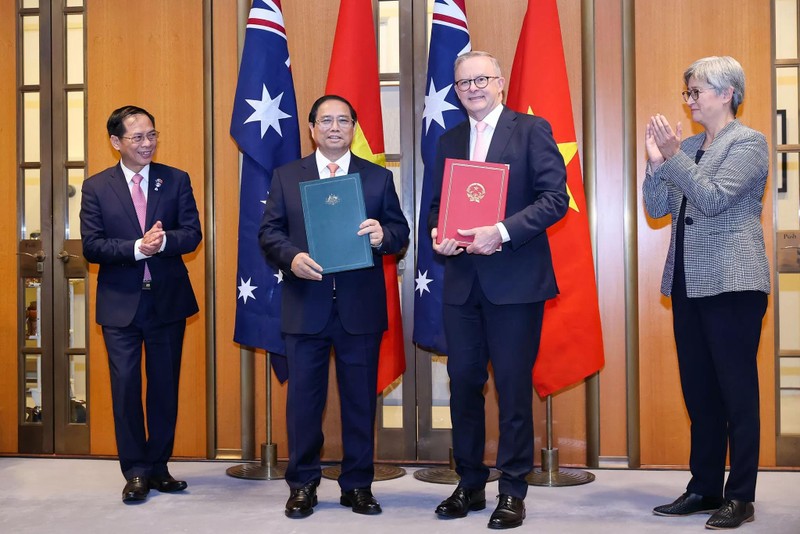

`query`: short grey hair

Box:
[454,50,502,78]
[683,56,745,116]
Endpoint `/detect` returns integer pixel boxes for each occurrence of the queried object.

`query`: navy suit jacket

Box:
[259,153,410,336]
[428,106,569,305]
[80,162,202,327]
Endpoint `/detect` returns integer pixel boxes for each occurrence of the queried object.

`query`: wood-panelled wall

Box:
[595,0,627,461]
[635,0,776,466]
[85,0,207,458]
[0,0,18,452]
[0,0,780,470]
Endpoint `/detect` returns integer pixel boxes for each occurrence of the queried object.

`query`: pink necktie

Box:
[326,162,339,178]
[131,174,152,281]
[472,120,489,162]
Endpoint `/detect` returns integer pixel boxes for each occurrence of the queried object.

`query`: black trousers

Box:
[284,301,382,492]
[443,277,544,499]
[102,291,186,480]
[671,289,767,502]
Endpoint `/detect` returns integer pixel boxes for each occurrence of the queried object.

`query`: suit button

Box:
[685,216,693,225]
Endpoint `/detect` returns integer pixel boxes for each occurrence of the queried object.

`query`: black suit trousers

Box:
[443,276,544,499]
[671,288,767,502]
[102,291,186,480]
[284,300,382,492]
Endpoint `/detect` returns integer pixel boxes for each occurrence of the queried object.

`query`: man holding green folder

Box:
[259,95,409,519]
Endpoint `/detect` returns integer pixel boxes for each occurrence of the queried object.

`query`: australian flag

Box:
[413,0,471,354]
[231,0,300,380]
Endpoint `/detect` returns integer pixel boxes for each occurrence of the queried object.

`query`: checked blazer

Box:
[643,119,770,298]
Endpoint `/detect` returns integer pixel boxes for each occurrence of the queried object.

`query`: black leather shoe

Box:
[148,473,188,493]
[340,487,382,515]
[435,486,486,518]
[285,482,318,519]
[488,494,525,529]
[122,477,150,503]
[705,500,754,530]
[653,492,724,516]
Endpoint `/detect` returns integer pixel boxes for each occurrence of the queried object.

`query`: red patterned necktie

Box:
[131,173,152,281]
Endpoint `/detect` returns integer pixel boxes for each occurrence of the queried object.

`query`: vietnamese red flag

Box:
[507,0,604,397]
[326,0,406,393]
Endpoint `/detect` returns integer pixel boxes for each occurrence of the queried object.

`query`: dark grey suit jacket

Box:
[428,106,569,305]
[259,153,410,336]
[80,162,202,326]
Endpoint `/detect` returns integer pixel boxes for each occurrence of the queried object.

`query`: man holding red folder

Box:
[429,51,568,530]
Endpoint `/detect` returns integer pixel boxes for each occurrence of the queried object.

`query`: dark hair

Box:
[308,95,357,124]
[107,105,156,137]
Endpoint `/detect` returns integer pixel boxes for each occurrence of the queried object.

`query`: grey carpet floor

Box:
[1,458,798,533]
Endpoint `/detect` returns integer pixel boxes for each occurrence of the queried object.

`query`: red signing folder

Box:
[436,158,509,247]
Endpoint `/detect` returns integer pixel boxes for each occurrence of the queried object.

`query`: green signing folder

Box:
[299,173,373,274]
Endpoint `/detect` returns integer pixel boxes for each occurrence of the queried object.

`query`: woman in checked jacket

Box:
[643,56,769,531]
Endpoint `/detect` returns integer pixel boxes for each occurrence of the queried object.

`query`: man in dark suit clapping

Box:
[80,105,201,504]
[429,51,569,530]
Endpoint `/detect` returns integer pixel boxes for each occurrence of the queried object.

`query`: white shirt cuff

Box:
[134,235,167,260]
[496,222,510,243]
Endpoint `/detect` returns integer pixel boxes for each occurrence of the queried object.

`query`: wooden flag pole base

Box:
[226,352,287,480]
[413,448,502,485]
[527,395,595,487]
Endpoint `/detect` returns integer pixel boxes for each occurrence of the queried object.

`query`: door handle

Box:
[18,250,46,262]
[18,250,46,272]
[56,250,80,263]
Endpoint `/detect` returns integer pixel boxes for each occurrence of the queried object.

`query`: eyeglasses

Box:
[315,116,355,130]
[681,88,710,102]
[455,76,500,92]
[120,131,159,144]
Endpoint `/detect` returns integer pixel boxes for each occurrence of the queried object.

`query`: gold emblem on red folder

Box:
[466,182,486,203]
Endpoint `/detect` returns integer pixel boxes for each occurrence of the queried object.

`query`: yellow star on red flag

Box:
[525,106,579,212]
[557,141,579,213]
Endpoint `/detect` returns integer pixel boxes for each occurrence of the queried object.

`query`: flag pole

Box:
[226,352,287,480]
[526,395,595,486]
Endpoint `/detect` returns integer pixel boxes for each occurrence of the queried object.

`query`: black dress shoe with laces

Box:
[705,500,754,530]
[122,477,150,503]
[340,487,382,515]
[148,473,188,493]
[488,494,525,530]
[435,486,486,518]
[285,482,319,518]
[653,492,724,516]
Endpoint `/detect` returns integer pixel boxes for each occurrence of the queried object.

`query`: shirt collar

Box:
[120,162,150,185]
[315,150,352,177]
[469,104,504,130]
